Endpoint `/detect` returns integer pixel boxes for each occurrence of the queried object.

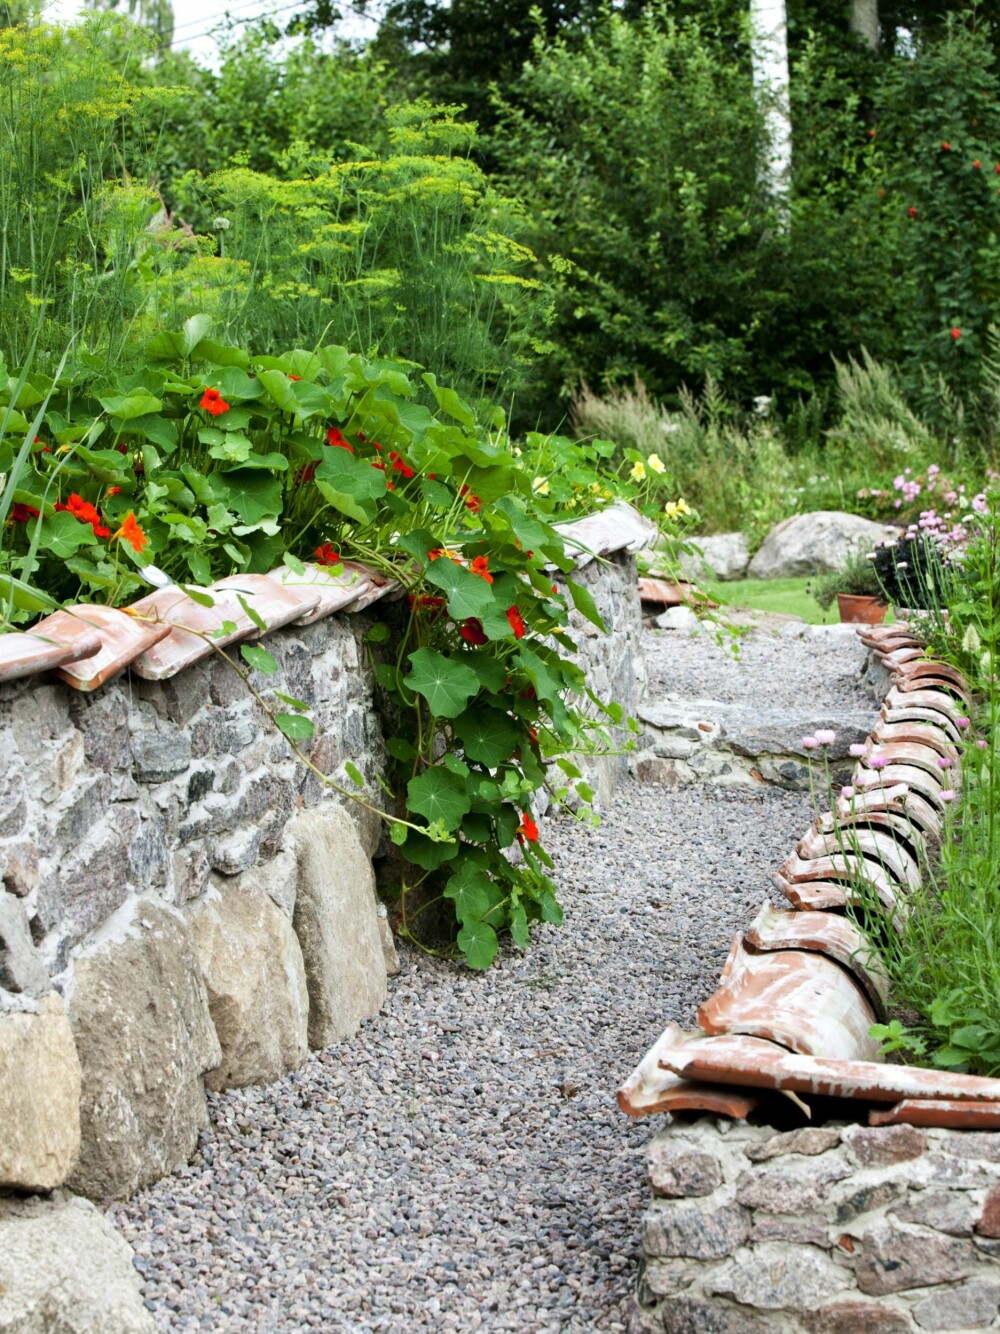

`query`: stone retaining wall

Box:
[633,1119,1000,1333]
[0,550,643,1206]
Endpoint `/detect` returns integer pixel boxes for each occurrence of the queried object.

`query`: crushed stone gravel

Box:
[112,623,878,1332]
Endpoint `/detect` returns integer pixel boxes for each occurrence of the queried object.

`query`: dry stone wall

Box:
[0,550,643,1208]
[633,1119,1000,1333]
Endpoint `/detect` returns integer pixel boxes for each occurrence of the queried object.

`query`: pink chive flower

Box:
[814,730,837,746]
[940,790,957,802]
[936,755,954,769]
[977,738,989,749]
[870,755,889,770]
[801,736,819,750]
[955,717,970,729]
[841,786,855,799]
[849,743,866,758]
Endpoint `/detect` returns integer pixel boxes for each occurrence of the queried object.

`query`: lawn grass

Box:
[701,576,840,625]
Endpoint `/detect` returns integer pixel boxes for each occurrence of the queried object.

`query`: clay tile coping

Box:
[0,624,103,684]
[36,606,172,692]
[870,1099,1000,1130]
[697,936,880,1062]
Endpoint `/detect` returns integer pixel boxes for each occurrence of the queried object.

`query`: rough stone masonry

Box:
[632,1118,1000,1333]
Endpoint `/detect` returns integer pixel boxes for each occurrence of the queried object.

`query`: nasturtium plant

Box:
[0,324,659,967]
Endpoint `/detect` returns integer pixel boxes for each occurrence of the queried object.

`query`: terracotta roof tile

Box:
[35,606,172,692]
[0,625,102,684]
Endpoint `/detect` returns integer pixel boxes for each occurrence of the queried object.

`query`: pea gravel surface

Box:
[112,622,878,1333]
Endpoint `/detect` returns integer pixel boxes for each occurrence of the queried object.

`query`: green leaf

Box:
[316,449,386,521]
[406,767,472,831]
[276,713,315,742]
[442,752,470,777]
[457,920,498,970]
[509,905,530,949]
[565,576,606,630]
[180,584,217,607]
[241,644,277,674]
[454,707,519,767]
[422,373,476,428]
[539,890,563,924]
[366,621,390,645]
[130,414,178,451]
[183,313,214,354]
[443,864,492,924]
[345,761,366,787]
[99,391,163,421]
[237,594,267,632]
[424,557,496,620]
[0,572,58,613]
[275,691,311,711]
[386,736,417,763]
[315,479,368,525]
[38,511,98,559]
[214,470,283,525]
[403,647,479,718]
[401,828,458,870]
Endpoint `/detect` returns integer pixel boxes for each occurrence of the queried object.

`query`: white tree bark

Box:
[849,0,879,51]
[749,0,792,206]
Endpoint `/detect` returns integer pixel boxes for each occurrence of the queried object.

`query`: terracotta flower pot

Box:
[837,593,888,625]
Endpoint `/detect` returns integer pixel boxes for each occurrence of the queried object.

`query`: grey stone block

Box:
[913,1280,1000,1330]
[648,1141,723,1198]
[706,1242,850,1310]
[0,892,48,995]
[66,898,221,1199]
[0,993,82,1191]
[291,804,389,1048]
[854,1223,975,1296]
[130,730,192,783]
[642,1200,751,1260]
[0,1191,154,1332]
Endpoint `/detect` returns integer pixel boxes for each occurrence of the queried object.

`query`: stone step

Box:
[632,695,875,790]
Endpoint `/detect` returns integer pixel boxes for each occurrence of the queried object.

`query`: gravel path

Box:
[112,623,877,1333]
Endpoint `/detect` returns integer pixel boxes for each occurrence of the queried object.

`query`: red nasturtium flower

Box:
[951,327,962,341]
[389,450,415,479]
[460,617,488,646]
[907,207,917,217]
[506,605,526,638]
[288,373,302,381]
[974,160,982,169]
[106,486,121,497]
[459,483,482,513]
[517,813,539,843]
[942,141,952,151]
[326,427,353,451]
[114,512,147,554]
[57,493,110,538]
[200,386,230,416]
[470,555,493,583]
[296,462,318,485]
[10,503,39,523]
[314,542,340,566]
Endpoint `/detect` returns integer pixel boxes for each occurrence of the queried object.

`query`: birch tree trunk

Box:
[849,0,879,51]
[749,0,792,206]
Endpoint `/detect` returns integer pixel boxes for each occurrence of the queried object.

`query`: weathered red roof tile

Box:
[871,717,958,761]
[744,901,889,1018]
[616,1025,759,1120]
[35,606,172,691]
[0,625,102,684]
[797,824,921,893]
[557,502,658,567]
[265,561,376,624]
[697,937,880,1061]
[870,1099,1000,1130]
[656,1027,1000,1104]
[130,579,319,680]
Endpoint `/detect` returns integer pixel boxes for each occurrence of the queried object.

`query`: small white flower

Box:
[212,216,231,231]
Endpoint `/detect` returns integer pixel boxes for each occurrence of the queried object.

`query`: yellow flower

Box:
[533,476,550,495]
[629,461,646,483]
[646,453,666,474]
[664,497,693,520]
[512,446,522,457]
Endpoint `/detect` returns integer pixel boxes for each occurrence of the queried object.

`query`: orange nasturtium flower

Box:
[517,813,539,843]
[114,512,148,554]
[470,555,493,583]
